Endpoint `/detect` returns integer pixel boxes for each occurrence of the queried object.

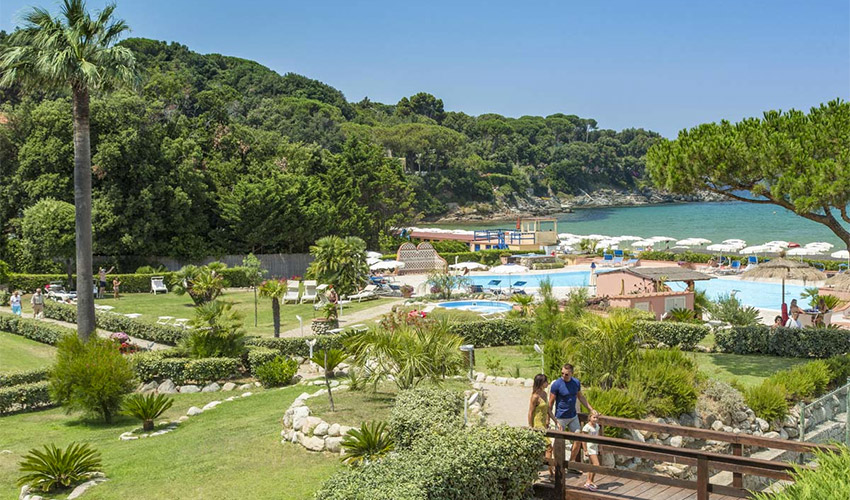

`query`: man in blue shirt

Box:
[549,363,595,469]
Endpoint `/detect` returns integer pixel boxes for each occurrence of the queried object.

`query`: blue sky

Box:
[2,0,848,136]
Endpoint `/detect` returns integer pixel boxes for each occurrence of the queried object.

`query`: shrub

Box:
[633,320,710,351]
[130,352,189,383]
[341,421,396,465]
[752,447,850,500]
[708,294,761,326]
[122,393,174,431]
[182,301,246,358]
[0,368,50,388]
[184,358,240,383]
[246,346,279,374]
[389,388,465,449]
[745,381,789,423]
[531,261,565,270]
[583,387,646,438]
[0,289,10,306]
[318,425,545,500]
[825,355,850,386]
[43,302,186,345]
[253,356,298,387]
[0,381,52,414]
[0,311,71,345]
[447,318,532,347]
[17,443,102,494]
[699,379,746,420]
[172,265,226,305]
[716,325,850,358]
[769,361,831,401]
[49,335,136,422]
[245,335,343,358]
[627,349,699,417]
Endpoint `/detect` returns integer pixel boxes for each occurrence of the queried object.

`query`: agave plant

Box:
[17,442,102,493]
[667,308,698,323]
[341,421,395,465]
[122,393,174,431]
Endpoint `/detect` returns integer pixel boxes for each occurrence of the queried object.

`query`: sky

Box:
[1,0,848,137]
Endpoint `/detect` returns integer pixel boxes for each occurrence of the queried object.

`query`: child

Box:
[10,291,22,315]
[112,277,122,299]
[582,411,601,491]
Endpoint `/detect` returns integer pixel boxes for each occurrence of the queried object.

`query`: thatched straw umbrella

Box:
[824,273,850,293]
[740,258,827,307]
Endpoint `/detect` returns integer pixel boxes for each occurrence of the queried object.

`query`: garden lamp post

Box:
[306,338,317,369]
[460,344,475,381]
[534,343,544,373]
[296,315,303,337]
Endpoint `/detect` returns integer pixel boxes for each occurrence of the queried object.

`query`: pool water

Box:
[437,300,513,314]
[466,271,807,309]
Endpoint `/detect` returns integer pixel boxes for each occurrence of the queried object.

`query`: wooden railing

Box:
[535,413,839,500]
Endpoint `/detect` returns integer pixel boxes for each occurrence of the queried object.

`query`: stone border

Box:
[19,473,106,500]
[138,379,262,395]
[118,391,255,441]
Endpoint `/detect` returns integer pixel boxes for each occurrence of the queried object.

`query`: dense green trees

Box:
[1,28,663,271]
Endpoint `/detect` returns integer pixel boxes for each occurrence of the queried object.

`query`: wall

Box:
[596,271,652,296]
[608,291,694,320]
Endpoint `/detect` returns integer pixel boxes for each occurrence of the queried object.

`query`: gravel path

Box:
[482,382,531,427]
[276,299,402,338]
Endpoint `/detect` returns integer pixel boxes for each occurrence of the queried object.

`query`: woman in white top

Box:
[10,291,22,315]
[582,411,602,491]
[785,311,802,328]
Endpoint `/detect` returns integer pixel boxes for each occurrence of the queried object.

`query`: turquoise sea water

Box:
[434,202,847,249]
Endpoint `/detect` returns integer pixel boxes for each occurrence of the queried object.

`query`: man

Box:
[30,288,44,319]
[98,266,114,299]
[549,363,595,471]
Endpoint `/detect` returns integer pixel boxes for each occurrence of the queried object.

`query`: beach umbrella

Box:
[676,238,711,246]
[824,274,850,293]
[740,245,771,255]
[650,236,676,242]
[830,250,849,260]
[741,258,827,307]
[616,235,643,241]
[366,257,382,266]
[366,251,384,259]
[449,262,488,271]
[764,240,790,248]
[723,239,746,245]
[631,239,656,247]
[370,260,405,271]
[787,247,822,256]
[806,242,834,249]
[584,234,608,241]
[597,239,620,249]
[489,263,529,292]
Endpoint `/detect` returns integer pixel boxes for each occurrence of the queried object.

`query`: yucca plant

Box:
[312,348,348,411]
[341,421,395,465]
[17,442,102,493]
[122,393,174,431]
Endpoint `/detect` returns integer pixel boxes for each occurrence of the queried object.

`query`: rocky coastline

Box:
[429,189,726,223]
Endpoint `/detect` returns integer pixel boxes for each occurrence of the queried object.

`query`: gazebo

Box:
[740,258,827,306]
[595,266,713,320]
[820,273,850,302]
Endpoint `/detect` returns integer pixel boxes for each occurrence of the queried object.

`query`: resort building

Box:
[408,217,560,252]
[595,266,713,320]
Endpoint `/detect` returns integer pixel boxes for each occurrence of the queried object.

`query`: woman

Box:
[528,373,560,476]
[10,291,22,316]
[815,298,830,326]
[789,299,804,316]
[771,315,783,329]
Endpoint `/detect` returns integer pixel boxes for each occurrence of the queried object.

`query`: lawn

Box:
[0,330,56,372]
[476,345,809,388]
[72,291,395,336]
[0,386,341,500]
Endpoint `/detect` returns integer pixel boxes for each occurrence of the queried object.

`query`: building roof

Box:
[597,266,713,282]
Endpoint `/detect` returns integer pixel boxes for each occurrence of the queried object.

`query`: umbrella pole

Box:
[782,276,785,307]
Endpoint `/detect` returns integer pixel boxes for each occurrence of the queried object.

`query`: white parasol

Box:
[366,251,384,259]
[370,260,406,271]
[448,262,488,271]
[830,250,850,259]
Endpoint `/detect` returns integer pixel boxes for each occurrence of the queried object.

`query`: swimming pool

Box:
[437,300,514,314]
[467,271,806,309]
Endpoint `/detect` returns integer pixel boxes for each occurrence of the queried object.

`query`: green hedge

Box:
[0,368,51,388]
[716,326,850,358]
[447,319,532,347]
[0,312,72,345]
[638,250,714,263]
[245,335,343,358]
[7,267,252,293]
[389,388,465,450]
[130,351,241,384]
[531,261,565,270]
[317,425,545,500]
[44,302,186,345]
[634,320,710,350]
[246,346,279,374]
[0,381,53,414]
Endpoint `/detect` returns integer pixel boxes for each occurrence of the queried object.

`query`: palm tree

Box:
[0,0,138,340]
[259,279,287,337]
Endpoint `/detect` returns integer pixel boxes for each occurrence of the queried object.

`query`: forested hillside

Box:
[0,36,661,268]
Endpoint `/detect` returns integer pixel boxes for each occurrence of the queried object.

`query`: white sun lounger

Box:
[156,316,174,325]
[300,280,318,304]
[150,276,168,294]
[282,281,301,304]
[348,284,378,302]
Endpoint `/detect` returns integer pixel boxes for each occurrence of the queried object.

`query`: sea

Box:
[431,201,848,250]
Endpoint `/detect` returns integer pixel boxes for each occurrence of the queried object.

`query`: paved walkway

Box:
[481,382,530,427]
[277,299,402,338]
[0,305,171,350]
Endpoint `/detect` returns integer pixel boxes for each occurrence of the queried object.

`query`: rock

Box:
[711,420,724,431]
[20,485,30,499]
[202,382,221,392]
[68,478,104,499]
[290,406,311,430]
[779,429,789,440]
[225,397,236,402]
[254,381,262,387]
[669,436,684,448]
[139,380,158,393]
[119,434,138,441]
[312,380,325,386]
[241,392,253,397]
[187,406,203,416]
[468,393,480,405]
[678,414,694,427]
[472,383,484,391]
[325,436,343,453]
[328,423,341,437]
[339,425,354,436]
[290,398,305,408]
[299,433,325,451]
[755,418,769,432]
[704,414,716,427]
[314,422,330,436]
[180,385,200,394]
[485,376,496,384]
[494,377,507,385]
[782,415,798,428]
[221,382,237,391]
[785,427,799,438]
[178,416,189,423]
[302,417,323,435]
[475,372,486,382]
[202,401,221,411]
[733,411,748,423]
[239,383,253,390]
[629,429,646,443]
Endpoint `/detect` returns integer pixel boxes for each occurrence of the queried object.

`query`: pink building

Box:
[595,267,713,320]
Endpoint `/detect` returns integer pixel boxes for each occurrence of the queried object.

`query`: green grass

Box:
[476,345,811,387]
[0,330,56,372]
[308,379,473,425]
[44,291,395,337]
[0,386,340,499]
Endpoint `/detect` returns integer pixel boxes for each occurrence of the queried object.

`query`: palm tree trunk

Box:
[272,298,280,337]
[73,86,96,341]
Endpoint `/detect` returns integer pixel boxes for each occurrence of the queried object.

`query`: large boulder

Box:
[202,382,221,393]
[139,381,158,393]
[290,407,311,431]
[221,382,237,391]
[157,379,177,394]
[179,385,200,394]
[301,416,323,435]
[299,433,325,451]
[325,436,344,453]
[187,406,203,416]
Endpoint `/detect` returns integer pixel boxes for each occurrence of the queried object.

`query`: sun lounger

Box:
[839,263,848,274]
[174,318,190,330]
[611,256,624,267]
[156,316,174,325]
[300,280,318,304]
[624,258,639,267]
[124,313,142,319]
[747,256,758,266]
[614,249,624,257]
[150,276,168,295]
[348,284,379,302]
[485,279,502,295]
[481,311,507,321]
[282,281,300,303]
[600,254,614,267]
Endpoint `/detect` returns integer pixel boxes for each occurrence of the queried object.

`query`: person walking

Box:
[10,291,22,315]
[98,266,114,299]
[549,363,595,473]
[528,373,560,476]
[582,411,602,491]
[31,288,44,319]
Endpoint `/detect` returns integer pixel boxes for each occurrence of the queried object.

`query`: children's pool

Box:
[437,300,513,314]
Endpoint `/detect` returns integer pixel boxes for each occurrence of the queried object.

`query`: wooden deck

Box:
[540,471,743,499]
